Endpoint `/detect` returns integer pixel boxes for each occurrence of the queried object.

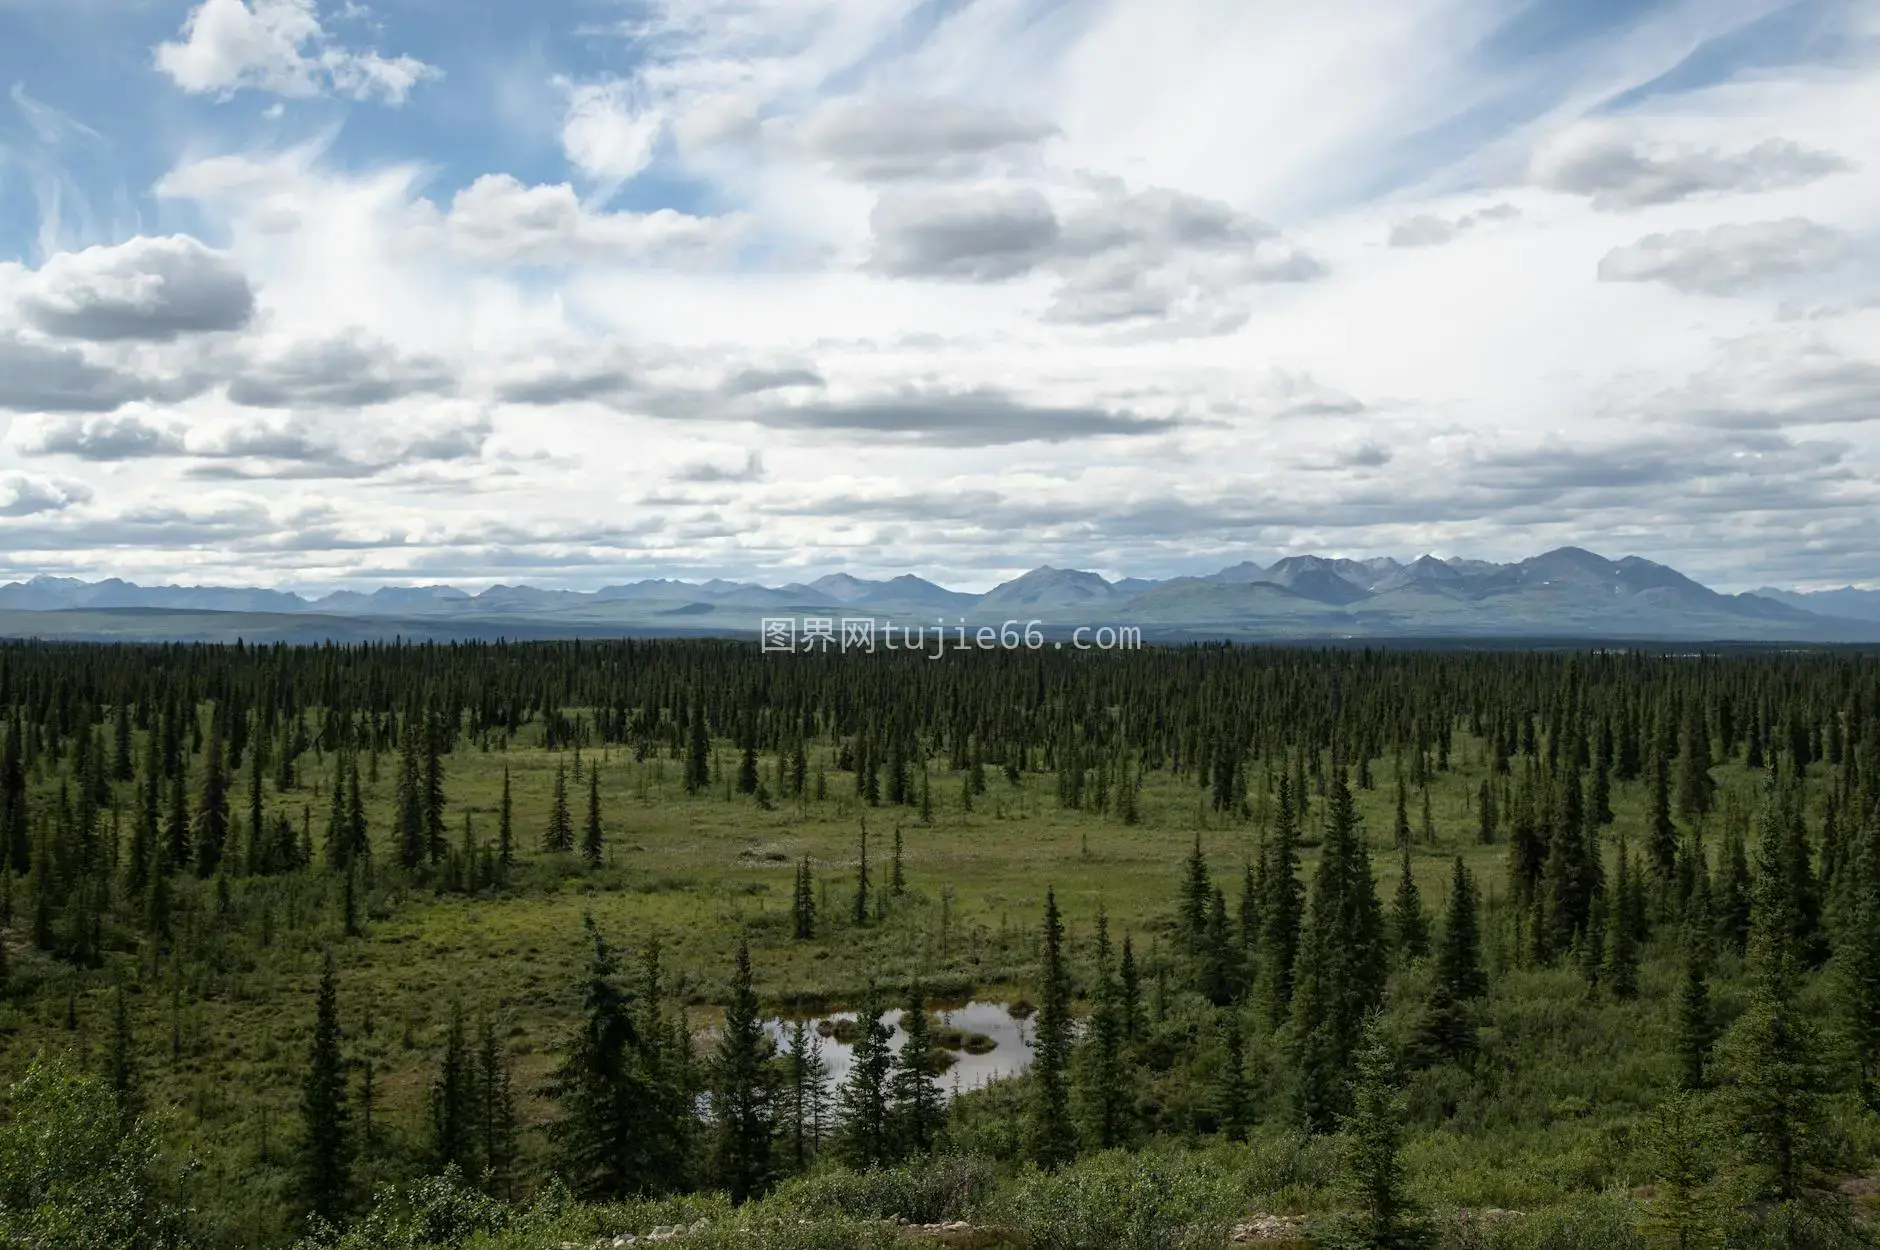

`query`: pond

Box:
[760,1001,1034,1097]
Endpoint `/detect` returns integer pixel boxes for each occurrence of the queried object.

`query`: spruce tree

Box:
[550,914,667,1198]
[539,763,570,853]
[1260,775,1305,1029]
[1716,778,1833,1211]
[1217,1007,1249,1143]
[299,953,351,1221]
[1604,839,1641,1000]
[852,821,869,927]
[792,857,816,940]
[835,981,894,1169]
[396,730,425,870]
[1673,925,1715,1092]
[781,1016,831,1170]
[892,982,943,1158]
[1332,1014,1427,1249]
[1290,771,1386,1131]
[1639,1091,1722,1250]
[193,722,229,879]
[684,702,710,794]
[477,1017,518,1198]
[1414,858,1485,1065]
[500,766,515,872]
[1676,704,1715,823]
[1391,847,1429,962]
[422,712,447,864]
[712,938,774,1202]
[1177,834,1214,949]
[582,769,604,867]
[1030,887,1076,1168]
[1648,750,1679,892]
[429,999,477,1176]
[1077,908,1129,1150]
[1835,814,1880,1109]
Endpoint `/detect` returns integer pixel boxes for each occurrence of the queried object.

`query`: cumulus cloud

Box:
[0,472,92,517]
[182,409,494,479]
[15,235,255,341]
[442,175,747,266]
[10,411,187,459]
[1597,218,1852,296]
[153,0,438,104]
[867,179,1324,332]
[798,97,1057,181]
[868,187,1061,280]
[227,329,456,408]
[558,78,664,189]
[0,333,202,413]
[1532,129,1851,210]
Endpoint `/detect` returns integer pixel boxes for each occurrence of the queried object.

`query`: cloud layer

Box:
[0,0,1876,593]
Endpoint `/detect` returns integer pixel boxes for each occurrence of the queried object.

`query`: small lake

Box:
[761,1001,1034,1097]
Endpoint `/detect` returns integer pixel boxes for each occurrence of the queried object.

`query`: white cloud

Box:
[441,175,749,266]
[153,0,438,104]
[0,472,91,517]
[5,0,1880,591]
[557,78,664,190]
[1597,219,1852,296]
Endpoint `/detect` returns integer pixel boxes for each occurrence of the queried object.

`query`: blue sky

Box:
[0,0,1876,591]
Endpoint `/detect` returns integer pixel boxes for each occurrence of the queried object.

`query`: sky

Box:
[0,0,1876,594]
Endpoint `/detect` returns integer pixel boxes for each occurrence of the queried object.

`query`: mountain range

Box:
[0,548,1874,644]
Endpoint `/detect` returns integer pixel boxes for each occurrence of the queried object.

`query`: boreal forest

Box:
[2,639,1879,1249]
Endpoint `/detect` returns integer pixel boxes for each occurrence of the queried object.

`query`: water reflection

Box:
[761,1001,1033,1098]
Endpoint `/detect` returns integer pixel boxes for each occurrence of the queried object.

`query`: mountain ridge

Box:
[0,549,1873,642]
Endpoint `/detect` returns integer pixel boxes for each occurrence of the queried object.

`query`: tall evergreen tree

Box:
[684,702,710,795]
[193,720,230,879]
[1076,908,1129,1150]
[1391,847,1429,962]
[497,765,514,872]
[781,1016,832,1170]
[1260,775,1305,1030]
[1415,858,1485,1065]
[299,953,351,1221]
[429,999,477,1176]
[582,769,604,867]
[1716,778,1833,1211]
[396,730,425,870]
[835,980,894,1169]
[892,982,943,1159]
[550,914,673,1198]
[1030,887,1076,1168]
[477,1017,518,1198]
[1332,1014,1427,1250]
[1835,814,1880,1109]
[1290,772,1386,1132]
[711,938,774,1202]
[545,764,574,853]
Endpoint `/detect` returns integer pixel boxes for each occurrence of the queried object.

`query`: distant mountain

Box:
[977,567,1118,613]
[795,573,978,611]
[1753,586,1880,623]
[0,575,309,614]
[2,549,1875,642]
[1259,556,1373,605]
[312,585,470,614]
